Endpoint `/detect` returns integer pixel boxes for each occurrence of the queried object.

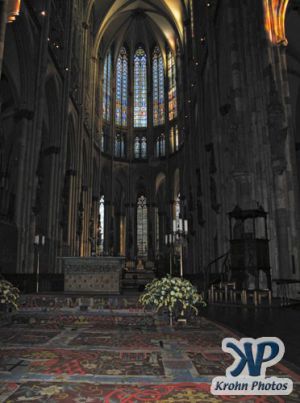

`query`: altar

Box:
[60,257,125,294]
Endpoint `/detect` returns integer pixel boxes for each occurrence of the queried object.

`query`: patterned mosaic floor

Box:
[0,313,299,402]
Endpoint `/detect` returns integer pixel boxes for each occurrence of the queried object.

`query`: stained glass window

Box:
[170,126,179,153]
[167,51,177,121]
[175,125,179,151]
[114,132,125,158]
[156,138,160,157]
[134,47,147,128]
[153,46,165,126]
[137,195,148,257]
[134,137,140,159]
[156,133,165,157]
[170,126,174,152]
[115,47,128,127]
[134,136,147,159]
[141,137,147,159]
[102,50,112,121]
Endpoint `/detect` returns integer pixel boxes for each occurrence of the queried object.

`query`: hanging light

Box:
[7,0,21,23]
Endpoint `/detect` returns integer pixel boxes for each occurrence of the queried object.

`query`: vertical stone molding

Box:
[0,0,8,76]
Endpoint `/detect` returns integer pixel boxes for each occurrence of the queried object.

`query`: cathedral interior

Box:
[0,0,300,401]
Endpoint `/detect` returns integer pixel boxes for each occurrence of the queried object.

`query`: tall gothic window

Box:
[134,136,147,159]
[167,51,177,121]
[134,47,147,128]
[141,137,147,159]
[175,125,179,151]
[170,126,174,152]
[115,47,128,127]
[114,132,125,158]
[102,50,112,121]
[153,46,165,126]
[155,133,165,157]
[170,125,179,152]
[134,137,140,159]
[99,195,105,254]
[137,195,148,256]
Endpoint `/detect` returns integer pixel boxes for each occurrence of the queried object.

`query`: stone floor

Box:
[0,303,299,402]
[203,303,300,370]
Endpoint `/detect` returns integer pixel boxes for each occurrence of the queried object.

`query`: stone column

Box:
[267,69,292,277]
[0,0,8,77]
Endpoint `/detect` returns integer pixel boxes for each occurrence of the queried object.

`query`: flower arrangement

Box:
[0,279,20,311]
[139,275,206,324]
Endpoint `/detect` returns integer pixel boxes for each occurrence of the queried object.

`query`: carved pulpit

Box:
[229,205,271,290]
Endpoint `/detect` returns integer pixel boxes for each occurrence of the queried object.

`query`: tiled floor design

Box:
[0,308,299,402]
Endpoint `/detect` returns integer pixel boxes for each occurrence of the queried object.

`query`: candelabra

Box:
[34,235,45,293]
[165,218,188,277]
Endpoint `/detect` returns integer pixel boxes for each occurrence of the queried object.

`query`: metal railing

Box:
[204,251,230,292]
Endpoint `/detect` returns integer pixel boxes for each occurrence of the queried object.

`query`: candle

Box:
[41,236,45,245]
[34,235,39,245]
[165,235,168,245]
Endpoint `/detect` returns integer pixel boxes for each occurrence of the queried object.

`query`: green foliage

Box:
[0,280,20,310]
[139,275,206,316]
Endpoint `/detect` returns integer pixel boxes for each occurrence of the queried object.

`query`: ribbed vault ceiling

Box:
[88,0,187,54]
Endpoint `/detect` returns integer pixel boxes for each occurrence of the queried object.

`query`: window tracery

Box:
[116,47,128,127]
[153,46,165,126]
[167,50,177,121]
[134,47,148,128]
[102,50,112,121]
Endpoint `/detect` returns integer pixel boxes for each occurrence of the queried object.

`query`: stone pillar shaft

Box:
[0,0,8,77]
